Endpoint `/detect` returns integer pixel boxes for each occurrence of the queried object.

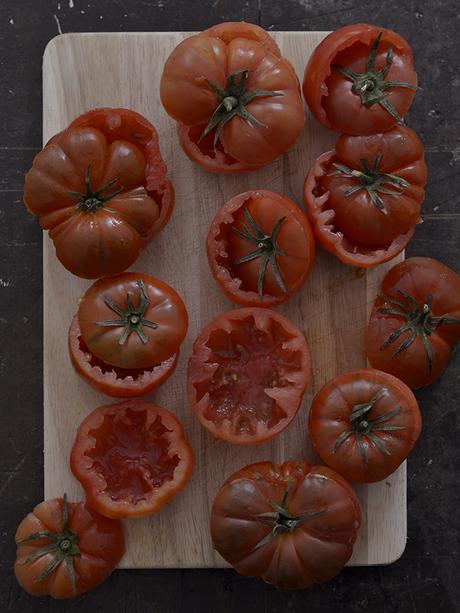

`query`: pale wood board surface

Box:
[42,31,406,569]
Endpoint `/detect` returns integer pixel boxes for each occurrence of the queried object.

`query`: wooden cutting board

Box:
[42,31,406,568]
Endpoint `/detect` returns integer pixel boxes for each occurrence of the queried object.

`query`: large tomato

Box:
[70,400,194,519]
[69,273,188,397]
[366,258,460,389]
[24,108,173,278]
[309,369,422,482]
[160,22,304,173]
[187,308,311,444]
[211,461,361,589]
[15,495,124,599]
[207,190,315,307]
[303,125,426,267]
[303,24,417,135]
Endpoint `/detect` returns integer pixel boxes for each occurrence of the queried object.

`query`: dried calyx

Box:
[96,280,158,346]
[332,32,417,123]
[230,207,287,298]
[252,489,324,550]
[200,70,282,146]
[379,290,460,372]
[70,164,122,213]
[334,388,405,462]
[17,494,80,593]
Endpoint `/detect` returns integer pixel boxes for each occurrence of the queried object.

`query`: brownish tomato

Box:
[24,108,173,278]
[207,190,315,307]
[160,22,304,173]
[366,258,460,389]
[70,400,194,519]
[15,495,124,599]
[303,24,417,135]
[187,308,311,444]
[309,369,422,483]
[303,125,426,267]
[69,273,187,397]
[211,461,361,589]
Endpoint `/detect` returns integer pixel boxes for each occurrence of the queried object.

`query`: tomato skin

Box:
[161,22,305,173]
[207,190,316,307]
[309,369,422,483]
[366,258,460,389]
[70,400,194,519]
[211,461,361,589]
[15,498,124,599]
[187,308,311,445]
[303,24,417,135]
[77,273,188,369]
[68,316,179,398]
[303,150,415,267]
[24,108,173,279]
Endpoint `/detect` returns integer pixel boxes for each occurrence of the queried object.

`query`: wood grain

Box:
[42,31,406,568]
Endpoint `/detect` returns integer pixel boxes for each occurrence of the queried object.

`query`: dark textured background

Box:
[0,1,459,611]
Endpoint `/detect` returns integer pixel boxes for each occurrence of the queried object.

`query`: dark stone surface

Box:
[0,1,458,611]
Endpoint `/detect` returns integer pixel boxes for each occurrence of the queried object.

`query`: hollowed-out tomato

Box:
[68,272,188,397]
[303,24,417,135]
[366,258,460,389]
[309,369,422,483]
[211,461,361,589]
[303,125,426,267]
[24,108,173,278]
[70,400,194,519]
[160,22,304,173]
[15,496,124,599]
[187,308,311,444]
[206,190,315,307]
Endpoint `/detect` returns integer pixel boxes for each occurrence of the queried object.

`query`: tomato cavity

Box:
[194,317,302,434]
[86,408,179,504]
[186,124,239,165]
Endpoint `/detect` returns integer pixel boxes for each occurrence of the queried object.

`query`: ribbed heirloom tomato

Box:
[303,125,427,267]
[366,258,460,389]
[24,108,173,278]
[211,461,361,589]
[71,400,194,519]
[69,272,188,397]
[160,22,305,173]
[15,495,124,599]
[303,24,417,135]
[309,369,422,482]
[207,190,315,307]
[187,308,311,444]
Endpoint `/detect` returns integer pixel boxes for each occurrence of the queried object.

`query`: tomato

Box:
[160,22,304,173]
[15,495,124,599]
[309,369,422,483]
[24,108,173,278]
[302,124,426,267]
[303,24,417,135]
[211,461,361,589]
[70,400,194,519]
[366,258,460,389]
[187,308,311,444]
[207,190,315,307]
[68,273,187,397]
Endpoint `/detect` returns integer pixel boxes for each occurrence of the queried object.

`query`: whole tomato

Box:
[211,461,361,589]
[161,22,305,173]
[69,273,188,397]
[309,369,422,482]
[207,190,315,307]
[24,108,173,278]
[70,400,194,519]
[303,24,417,135]
[15,495,124,599]
[187,308,311,445]
[366,258,460,389]
[303,125,426,267]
